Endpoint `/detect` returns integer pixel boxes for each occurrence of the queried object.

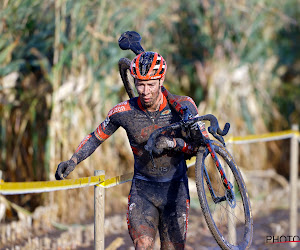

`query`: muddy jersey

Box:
[75,94,198,182]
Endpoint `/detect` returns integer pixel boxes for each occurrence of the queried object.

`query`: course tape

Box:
[0,175,105,195]
[99,159,197,189]
[0,130,299,194]
[100,172,134,188]
[226,130,300,144]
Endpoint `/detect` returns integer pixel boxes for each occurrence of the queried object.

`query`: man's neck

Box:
[146,92,163,112]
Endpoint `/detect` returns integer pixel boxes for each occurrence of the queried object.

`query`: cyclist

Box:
[55,51,199,249]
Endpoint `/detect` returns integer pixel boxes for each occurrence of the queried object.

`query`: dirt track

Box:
[1,207,299,249]
[92,208,299,250]
[101,208,300,250]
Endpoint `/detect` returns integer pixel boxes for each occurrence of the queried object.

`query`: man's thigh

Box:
[127,182,159,242]
[158,182,190,247]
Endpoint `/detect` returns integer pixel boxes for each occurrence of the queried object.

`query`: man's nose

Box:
[142,85,150,95]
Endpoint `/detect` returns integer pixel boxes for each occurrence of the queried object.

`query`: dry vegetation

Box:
[0,0,299,232]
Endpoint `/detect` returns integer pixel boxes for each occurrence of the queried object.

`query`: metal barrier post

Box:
[94,170,105,250]
[290,124,299,248]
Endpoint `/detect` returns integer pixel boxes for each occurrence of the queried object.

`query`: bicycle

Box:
[118,31,253,249]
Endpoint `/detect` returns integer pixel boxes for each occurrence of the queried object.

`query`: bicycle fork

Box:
[204,141,236,208]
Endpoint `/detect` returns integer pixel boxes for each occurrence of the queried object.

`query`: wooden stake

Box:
[94,170,105,250]
[290,124,299,248]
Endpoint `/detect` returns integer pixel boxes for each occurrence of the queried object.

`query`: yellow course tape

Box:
[100,172,134,188]
[0,175,105,195]
[0,130,299,194]
[226,130,299,144]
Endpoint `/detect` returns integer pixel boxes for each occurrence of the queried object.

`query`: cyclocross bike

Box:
[117,31,253,250]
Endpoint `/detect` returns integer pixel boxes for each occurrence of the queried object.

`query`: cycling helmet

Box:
[130,51,167,80]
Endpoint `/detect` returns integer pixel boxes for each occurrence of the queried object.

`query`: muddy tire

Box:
[195,140,253,249]
[118,58,136,99]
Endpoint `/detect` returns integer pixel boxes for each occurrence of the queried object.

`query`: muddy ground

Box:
[2,207,299,250]
[101,208,300,250]
[1,178,299,250]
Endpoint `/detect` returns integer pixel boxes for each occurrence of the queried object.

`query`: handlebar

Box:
[144,114,230,154]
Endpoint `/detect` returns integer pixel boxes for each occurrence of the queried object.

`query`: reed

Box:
[0,0,299,223]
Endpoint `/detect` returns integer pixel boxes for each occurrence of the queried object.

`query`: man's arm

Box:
[55,132,102,180]
[55,116,119,180]
[154,96,199,156]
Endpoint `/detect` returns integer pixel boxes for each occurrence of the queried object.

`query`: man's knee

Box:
[134,235,154,249]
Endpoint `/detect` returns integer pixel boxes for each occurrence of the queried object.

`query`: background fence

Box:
[0,126,299,249]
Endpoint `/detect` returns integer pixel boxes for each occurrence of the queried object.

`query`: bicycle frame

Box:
[144,114,235,207]
[202,138,235,207]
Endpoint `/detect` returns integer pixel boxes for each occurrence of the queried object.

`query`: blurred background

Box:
[0,0,299,248]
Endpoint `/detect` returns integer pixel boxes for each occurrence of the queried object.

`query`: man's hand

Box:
[154,135,176,155]
[55,159,76,180]
[156,136,176,149]
[154,136,190,155]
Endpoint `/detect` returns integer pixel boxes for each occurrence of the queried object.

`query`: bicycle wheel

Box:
[118,57,136,99]
[195,140,253,249]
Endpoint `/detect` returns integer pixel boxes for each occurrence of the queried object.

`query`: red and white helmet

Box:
[130,51,167,80]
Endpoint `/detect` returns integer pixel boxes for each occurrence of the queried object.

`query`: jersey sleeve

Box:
[177,96,199,117]
[94,100,131,141]
[70,101,131,164]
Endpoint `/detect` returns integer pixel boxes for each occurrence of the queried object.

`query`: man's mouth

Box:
[142,97,151,103]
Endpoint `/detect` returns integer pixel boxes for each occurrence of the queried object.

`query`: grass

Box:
[0,0,299,223]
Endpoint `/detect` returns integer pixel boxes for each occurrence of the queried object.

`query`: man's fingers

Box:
[55,170,64,180]
[63,166,75,178]
[55,162,67,180]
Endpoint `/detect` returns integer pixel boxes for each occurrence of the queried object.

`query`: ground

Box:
[101,208,300,250]
[3,207,297,250]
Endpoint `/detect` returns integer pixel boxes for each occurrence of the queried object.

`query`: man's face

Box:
[135,79,162,110]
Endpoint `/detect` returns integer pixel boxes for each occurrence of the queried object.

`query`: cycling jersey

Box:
[73,94,198,182]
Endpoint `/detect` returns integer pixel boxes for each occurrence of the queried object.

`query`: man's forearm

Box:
[71,132,102,164]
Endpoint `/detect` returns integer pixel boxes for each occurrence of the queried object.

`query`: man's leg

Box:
[134,235,155,249]
[159,182,190,250]
[127,180,159,249]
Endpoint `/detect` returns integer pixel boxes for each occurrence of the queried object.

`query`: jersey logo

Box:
[103,116,110,129]
[108,101,131,117]
[161,109,171,115]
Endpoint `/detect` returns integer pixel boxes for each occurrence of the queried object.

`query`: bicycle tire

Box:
[118,57,136,99]
[195,140,253,249]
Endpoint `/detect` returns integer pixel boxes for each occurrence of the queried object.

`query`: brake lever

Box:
[208,126,226,146]
[218,122,230,136]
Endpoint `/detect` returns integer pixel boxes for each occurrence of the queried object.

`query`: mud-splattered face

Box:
[135,79,163,111]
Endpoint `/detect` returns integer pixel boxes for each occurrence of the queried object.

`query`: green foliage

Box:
[0,0,299,219]
[0,0,54,77]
